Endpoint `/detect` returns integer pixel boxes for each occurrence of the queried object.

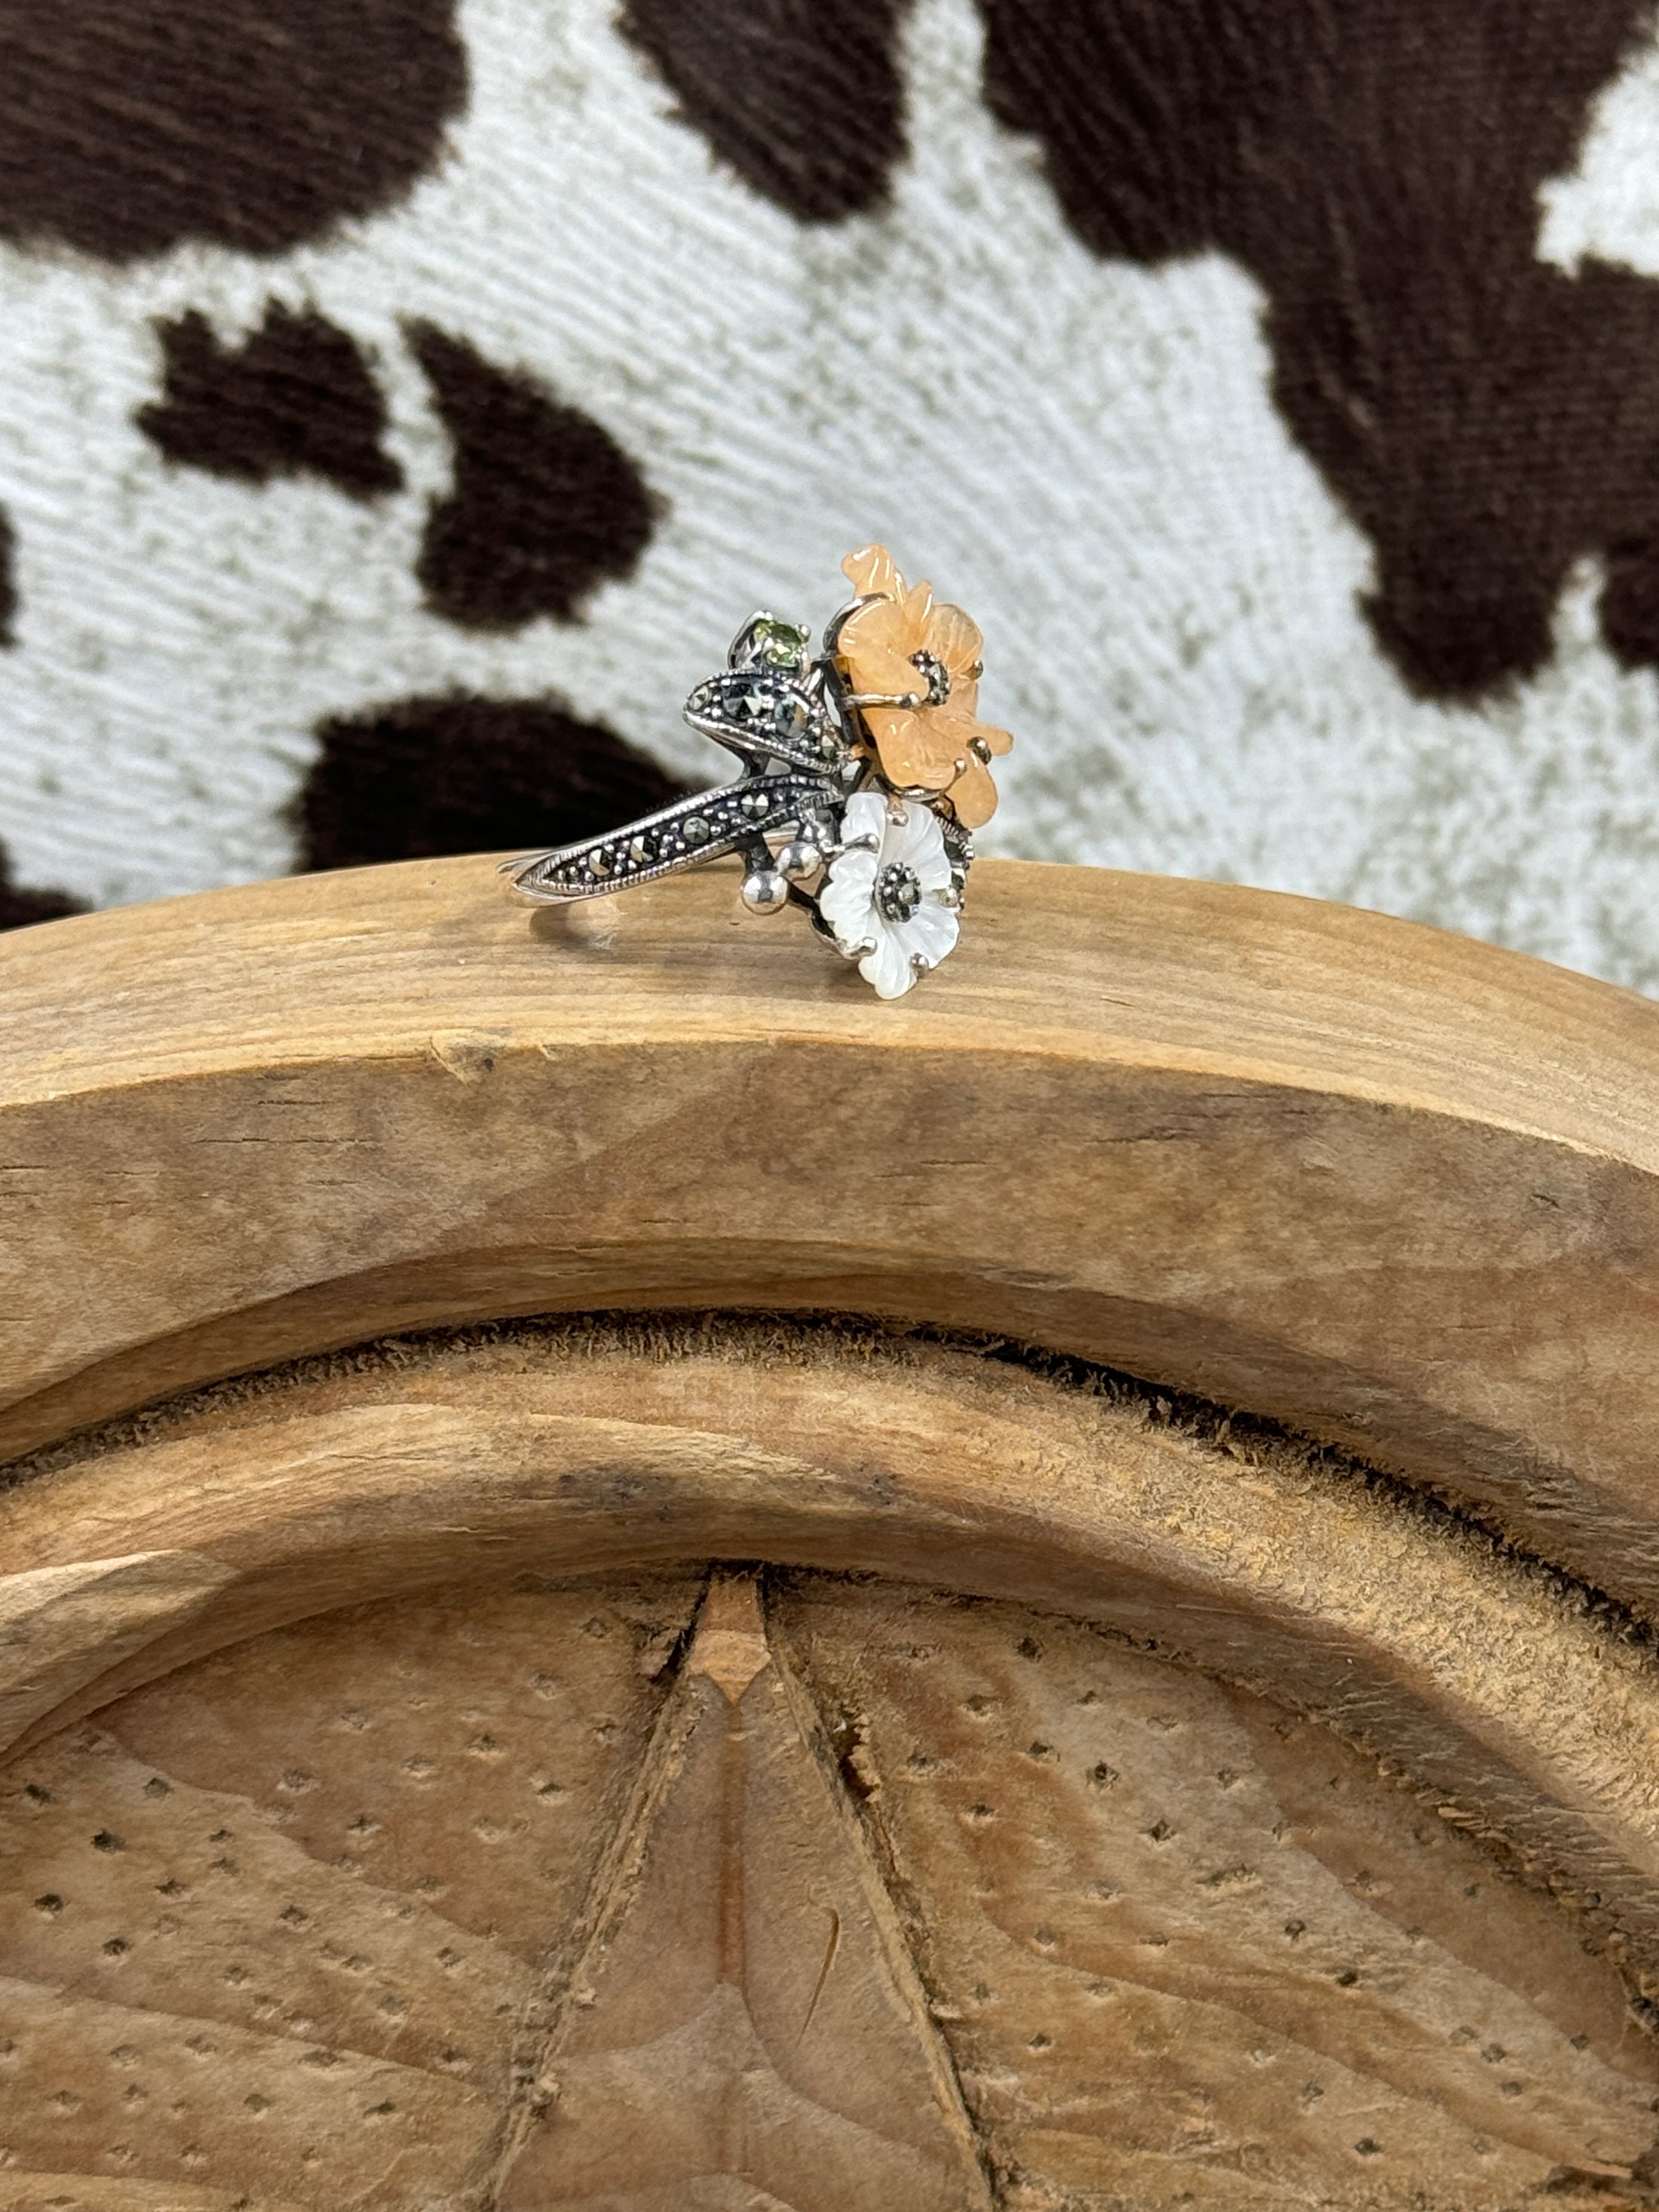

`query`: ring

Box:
[502,545,1014,998]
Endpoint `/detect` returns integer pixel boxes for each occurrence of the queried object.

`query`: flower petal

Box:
[919,705,1013,828]
[906,709,980,784]
[852,642,928,702]
[819,870,877,945]
[839,594,916,661]
[820,894,876,952]
[838,596,927,698]
[910,838,955,895]
[838,790,890,851]
[842,545,903,601]
[900,578,935,640]
[946,755,1000,830]
[819,820,879,937]
[903,899,960,968]
[891,802,950,880]
[820,849,875,896]
[926,600,983,676]
[866,708,958,791]
[932,701,1004,751]
[860,923,917,999]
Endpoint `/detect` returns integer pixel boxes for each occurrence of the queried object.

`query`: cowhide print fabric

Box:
[2,1,1659,989]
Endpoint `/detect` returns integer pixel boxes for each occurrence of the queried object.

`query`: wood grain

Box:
[0,2183,311,2211]
[0,1576,702,2208]
[5,857,1659,1624]
[7,1321,1659,2026]
[499,1572,992,2208]
[0,1554,236,1750]
[777,1578,1659,2207]
[2,1550,1656,2209]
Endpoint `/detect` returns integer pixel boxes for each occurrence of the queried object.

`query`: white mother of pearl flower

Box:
[817,790,960,998]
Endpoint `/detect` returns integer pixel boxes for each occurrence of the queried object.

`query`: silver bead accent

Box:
[740,867,791,916]
[777,837,823,883]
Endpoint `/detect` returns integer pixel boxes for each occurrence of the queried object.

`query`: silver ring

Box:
[502,545,1013,999]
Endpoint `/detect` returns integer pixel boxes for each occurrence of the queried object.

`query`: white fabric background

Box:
[0,0,1655,986]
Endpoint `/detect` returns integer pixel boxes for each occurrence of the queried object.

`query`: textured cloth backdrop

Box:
[0,0,1657,986]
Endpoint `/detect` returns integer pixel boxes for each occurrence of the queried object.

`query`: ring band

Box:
[503,545,1013,998]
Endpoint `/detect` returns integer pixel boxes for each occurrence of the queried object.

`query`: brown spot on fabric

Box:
[296,694,692,872]
[409,325,661,631]
[0,502,18,649]
[0,0,466,264]
[619,0,908,222]
[0,842,82,931]
[979,0,1659,699]
[137,306,402,500]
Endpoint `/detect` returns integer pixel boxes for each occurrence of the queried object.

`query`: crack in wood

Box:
[487,1571,995,2211]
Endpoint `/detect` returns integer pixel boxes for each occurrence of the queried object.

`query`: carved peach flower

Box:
[834,545,1013,830]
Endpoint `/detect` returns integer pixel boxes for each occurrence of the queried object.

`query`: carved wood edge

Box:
[4,1317,1659,2017]
[3,857,1659,1624]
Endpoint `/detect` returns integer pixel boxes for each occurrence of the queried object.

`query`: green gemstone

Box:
[747,615,811,668]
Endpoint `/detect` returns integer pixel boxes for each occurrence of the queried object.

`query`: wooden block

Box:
[2,859,1659,2202]
[2,857,1659,1621]
[0,1554,236,1753]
